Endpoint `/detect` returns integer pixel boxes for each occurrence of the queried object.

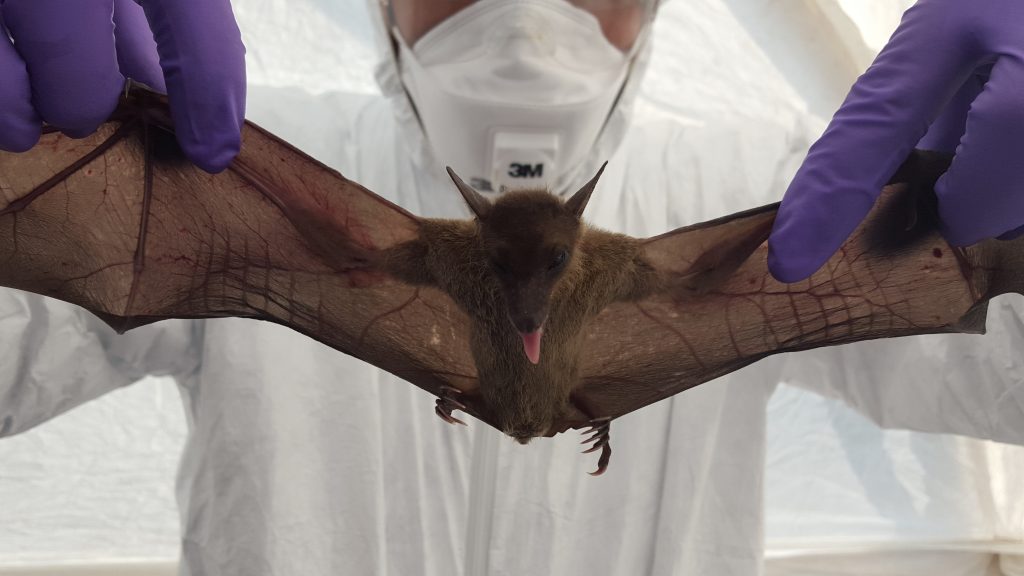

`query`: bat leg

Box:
[580,417,612,476]
[569,394,613,476]
[581,414,610,473]
[435,385,468,426]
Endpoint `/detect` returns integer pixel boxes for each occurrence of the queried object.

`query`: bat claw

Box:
[579,418,612,475]
[435,386,467,426]
[435,405,467,426]
[582,437,609,454]
[588,444,611,476]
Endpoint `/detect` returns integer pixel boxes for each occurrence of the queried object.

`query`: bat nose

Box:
[512,314,545,334]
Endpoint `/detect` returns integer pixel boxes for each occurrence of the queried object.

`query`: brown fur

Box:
[384,170,659,441]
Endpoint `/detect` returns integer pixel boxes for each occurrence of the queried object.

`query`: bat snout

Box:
[512,315,544,334]
[505,283,550,335]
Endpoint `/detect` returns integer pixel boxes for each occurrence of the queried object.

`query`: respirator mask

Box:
[388,0,654,195]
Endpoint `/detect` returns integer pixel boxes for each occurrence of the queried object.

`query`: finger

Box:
[113,0,164,92]
[0,10,41,152]
[138,0,246,173]
[933,56,1024,246]
[767,0,1015,282]
[917,70,986,153]
[998,224,1024,241]
[3,0,122,138]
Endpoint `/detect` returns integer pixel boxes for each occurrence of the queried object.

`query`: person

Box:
[0,1,1022,574]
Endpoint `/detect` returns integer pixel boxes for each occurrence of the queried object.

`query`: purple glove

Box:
[0,0,245,173]
[768,0,1024,283]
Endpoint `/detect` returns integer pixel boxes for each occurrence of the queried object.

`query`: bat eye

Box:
[548,250,568,271]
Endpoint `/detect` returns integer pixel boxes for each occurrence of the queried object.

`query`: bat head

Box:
[447,163,607,364]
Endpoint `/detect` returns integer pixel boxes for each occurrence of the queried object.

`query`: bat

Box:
[1,89,1021,474]
[385,162,677,474]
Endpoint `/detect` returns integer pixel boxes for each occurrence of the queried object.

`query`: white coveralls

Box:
[2,2,1024,575]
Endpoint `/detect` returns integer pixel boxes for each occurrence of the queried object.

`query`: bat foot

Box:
[435,385,468,426]
[580,417,612,476]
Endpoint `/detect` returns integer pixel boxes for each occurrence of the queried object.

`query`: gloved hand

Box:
[768,0,1024,283]
[0,0,245,173]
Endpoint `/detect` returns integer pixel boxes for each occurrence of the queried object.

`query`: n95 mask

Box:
[394,0,643,196]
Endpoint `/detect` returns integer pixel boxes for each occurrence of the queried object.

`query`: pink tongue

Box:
[520,328,543,365]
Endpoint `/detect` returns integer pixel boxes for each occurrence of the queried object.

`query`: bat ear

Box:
[447,166,492,220]
[565,161,607,219]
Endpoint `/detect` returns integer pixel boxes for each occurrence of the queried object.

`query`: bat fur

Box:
[384,165,732,474]
[378,150,1012,475]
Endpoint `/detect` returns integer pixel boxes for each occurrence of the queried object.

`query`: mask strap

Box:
[376,3,430,143]
[591,22,651,145]
[377,0,400,54]
[389,26,435,150]
[377,0,395,26]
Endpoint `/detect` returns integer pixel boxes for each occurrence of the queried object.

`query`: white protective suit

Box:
[2,1,1024,575]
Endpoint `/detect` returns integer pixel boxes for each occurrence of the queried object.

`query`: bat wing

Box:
[0,89,477,399]
[572,153,999,424]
